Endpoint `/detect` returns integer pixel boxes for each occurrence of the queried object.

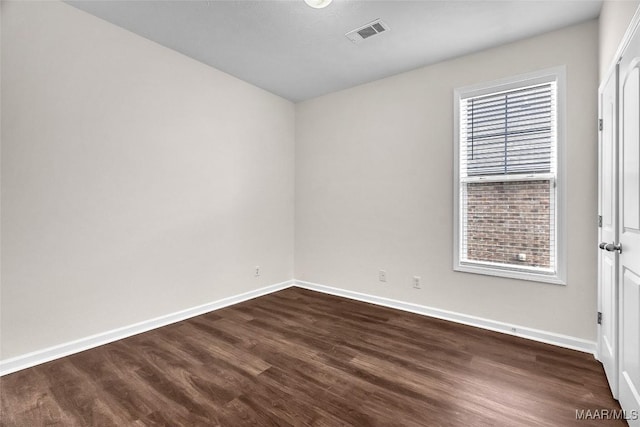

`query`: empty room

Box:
[1,0,640,425]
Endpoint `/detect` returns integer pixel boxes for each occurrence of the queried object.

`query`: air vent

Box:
[345,19,389,44]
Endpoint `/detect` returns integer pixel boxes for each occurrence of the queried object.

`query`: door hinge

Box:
[598,215,602,228]
[597,312,602,325]
[599,118,603,131]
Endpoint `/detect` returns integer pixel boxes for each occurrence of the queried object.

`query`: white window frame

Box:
[453,67,567,285]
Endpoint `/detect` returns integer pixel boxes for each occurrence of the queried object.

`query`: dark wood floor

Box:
[0,287,623,426]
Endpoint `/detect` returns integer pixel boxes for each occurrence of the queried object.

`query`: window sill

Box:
[454,262,566,285]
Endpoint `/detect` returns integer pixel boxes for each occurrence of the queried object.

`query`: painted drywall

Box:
[295,20,599,341]
[599,0,640,80]
[1,1,294,359]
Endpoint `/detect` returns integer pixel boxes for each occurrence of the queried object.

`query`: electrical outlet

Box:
[378,270,387,282]
[255,266,260,277]
[413,276,421,289]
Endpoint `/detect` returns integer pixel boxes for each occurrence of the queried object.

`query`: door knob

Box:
[599,242,622,253]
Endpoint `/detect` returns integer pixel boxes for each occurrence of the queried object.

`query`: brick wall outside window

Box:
[464,180,551,268]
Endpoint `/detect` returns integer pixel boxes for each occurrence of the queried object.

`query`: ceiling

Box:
[67,0,603,102]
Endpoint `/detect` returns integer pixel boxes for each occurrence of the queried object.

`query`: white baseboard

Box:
[294,280,597,356]
[1,278,597,376]
[0,280,294,376]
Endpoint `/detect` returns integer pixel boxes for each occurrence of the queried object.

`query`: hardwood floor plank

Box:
[0,368,75,426]
[1,287,624,426]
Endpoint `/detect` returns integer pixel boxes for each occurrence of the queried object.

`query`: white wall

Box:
[1,1,294,359]
[599,0,640,80]
[295,20,599,341]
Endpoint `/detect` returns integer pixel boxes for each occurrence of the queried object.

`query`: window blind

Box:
[460,82,557,178]
[458,81,557,274]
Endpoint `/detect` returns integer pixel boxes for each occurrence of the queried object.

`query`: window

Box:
[453,68,566,284]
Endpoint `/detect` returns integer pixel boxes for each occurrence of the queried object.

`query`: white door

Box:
[618,20,640,426]
[598,67,619,397]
